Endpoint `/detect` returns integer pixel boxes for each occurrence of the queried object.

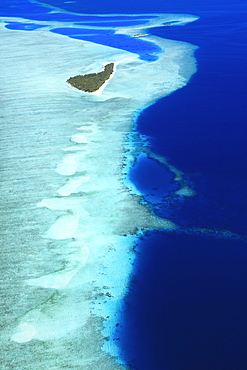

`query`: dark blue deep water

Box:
[117,5,247,369]
[117,232,247,370]
[138,13,247,235]
[1,0,247,368]
[117,7,247,369]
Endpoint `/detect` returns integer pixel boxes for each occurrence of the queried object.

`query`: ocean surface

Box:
[117,4,247,370]
[1,0,247,369]
[118,4,247,370]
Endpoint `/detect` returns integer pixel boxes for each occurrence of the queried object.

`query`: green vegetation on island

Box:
[67,62,114,93]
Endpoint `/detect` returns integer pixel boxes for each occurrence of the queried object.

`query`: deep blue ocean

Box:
[120,6,247,369]
[1,0,247,368]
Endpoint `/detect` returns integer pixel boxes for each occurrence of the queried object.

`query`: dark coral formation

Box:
[67,62,114,92]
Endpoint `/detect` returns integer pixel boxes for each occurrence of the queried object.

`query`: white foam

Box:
[46,212,79,239]
[71,134,88,143]
[11,296,90,342]
[55,154,79,175]
[37,197,85,210]
[57,175,90,196]
[11,323,37,343]
[26,245,90,289]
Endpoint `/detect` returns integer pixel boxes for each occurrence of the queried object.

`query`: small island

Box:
[133,33,149,37]
[67,62,114,93]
